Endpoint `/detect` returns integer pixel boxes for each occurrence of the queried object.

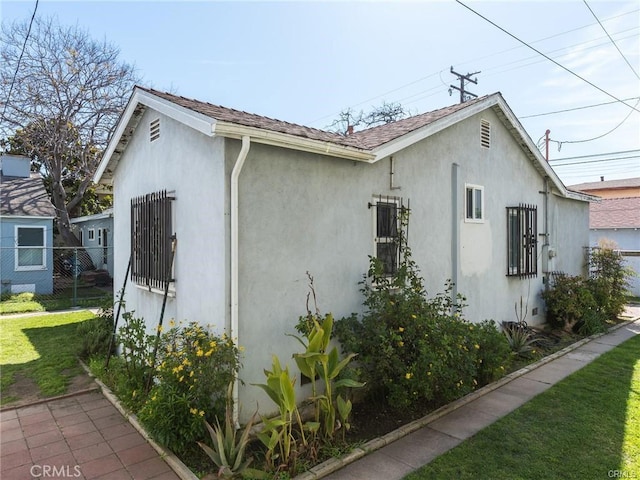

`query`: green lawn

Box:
[406,334,640,479]
[0,289,111,315]
[0,311,96,405]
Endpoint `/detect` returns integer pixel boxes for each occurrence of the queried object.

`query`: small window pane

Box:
[377,242,398,275]
[18,248,44,266]
[466,188,474,219]
[474,189,483,219]
[377,203,397,238]
[18,227,44,247]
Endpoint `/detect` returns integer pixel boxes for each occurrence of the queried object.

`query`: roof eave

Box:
[213,122,374,162]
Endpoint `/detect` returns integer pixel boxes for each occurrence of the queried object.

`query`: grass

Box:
[0,289,110,315]
[405,334,640,479]
[0,310,96,405]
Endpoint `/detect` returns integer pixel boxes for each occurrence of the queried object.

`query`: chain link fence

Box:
[1,246,113,313]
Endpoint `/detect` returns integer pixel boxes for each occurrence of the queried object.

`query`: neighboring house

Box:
[94,87,593,420]
[70,208,114,277]
[569,177,640,296]
[0,154,56,295]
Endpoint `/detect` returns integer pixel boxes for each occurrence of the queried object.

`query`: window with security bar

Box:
[506,204,537,278]
[131,190,175,290]
[370,195,408,276]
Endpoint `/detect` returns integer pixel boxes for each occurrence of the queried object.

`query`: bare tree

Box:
[0,16,140,246]
[327,101,410,135]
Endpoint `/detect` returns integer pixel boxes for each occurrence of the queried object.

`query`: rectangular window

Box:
[15,226,46,270]
[465,184,484,222]
[131,190,175,290]
[372,196,400,276]
[506,204,537,278]
[88,229,95,241]
[97,229,103,246]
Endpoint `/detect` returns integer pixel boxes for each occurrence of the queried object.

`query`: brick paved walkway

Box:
[0,391,181,480]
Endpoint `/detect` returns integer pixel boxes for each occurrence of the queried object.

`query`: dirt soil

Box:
[2,371,96,409]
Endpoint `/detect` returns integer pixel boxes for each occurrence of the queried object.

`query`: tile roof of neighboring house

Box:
[0,173,56,217]
[138,87,489,150]
[590,197,640,229]
[569,177,640,192]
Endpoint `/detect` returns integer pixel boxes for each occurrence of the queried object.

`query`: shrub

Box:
[137,321,240,456]
[541,275,597,331]
[77,299,115,359]
[588,247,633,320]
[334,250,510,411]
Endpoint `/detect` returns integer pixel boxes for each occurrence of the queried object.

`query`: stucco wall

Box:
[112,109,227,334]
[0,217,53,294]
[590,228,640,296]
[225,109,590,418]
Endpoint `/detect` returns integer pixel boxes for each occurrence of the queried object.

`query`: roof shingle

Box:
[590,197,640,229]
[1,174,56,217]
[138,86,490,150]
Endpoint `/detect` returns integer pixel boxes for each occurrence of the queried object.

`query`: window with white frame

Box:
[371,196,401,276]
[465,184,484,222]
[15,226,46,270]
[88,229,95,241]
[98,229,103,246]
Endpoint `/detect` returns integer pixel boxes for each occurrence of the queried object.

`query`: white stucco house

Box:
[94,87,593,420]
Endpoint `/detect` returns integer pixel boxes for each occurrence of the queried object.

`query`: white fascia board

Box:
[94,88,217,184]
[137,91,217,137]
[0,214,55,220]
[69,209,114,224]
[493,97,568,192]
[214,122,374,162]
[371,97,498,162]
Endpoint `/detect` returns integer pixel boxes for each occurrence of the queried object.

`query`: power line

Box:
[555,99,640,145]
[550,155,640,167]
[454,0,640,113]
[549,149,640,161]
[0,0,39,124]
[521,97,640,118]
[583,0,640,81]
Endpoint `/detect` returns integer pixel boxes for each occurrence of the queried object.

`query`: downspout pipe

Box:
[451,163,460,313]
[231,135,251,425]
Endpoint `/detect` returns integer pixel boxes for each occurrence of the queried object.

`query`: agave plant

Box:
[502,323,538,357]
[197,383,265,479]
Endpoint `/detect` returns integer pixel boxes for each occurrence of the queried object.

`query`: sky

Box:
[1,0,639,186]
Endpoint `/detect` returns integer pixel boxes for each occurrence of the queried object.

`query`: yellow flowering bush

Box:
[137,321,240,456]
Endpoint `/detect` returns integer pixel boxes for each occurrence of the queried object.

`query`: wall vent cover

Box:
[480,119,491,149]
[150,119,160,142]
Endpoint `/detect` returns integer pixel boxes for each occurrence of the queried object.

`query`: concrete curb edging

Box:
[79,361,199,480]
[293,319,636,480]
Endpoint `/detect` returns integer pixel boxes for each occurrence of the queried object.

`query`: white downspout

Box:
[231,135,251,425]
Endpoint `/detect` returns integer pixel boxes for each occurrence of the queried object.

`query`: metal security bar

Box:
[369,195,410,276]
[506,204,537,278]
[131,190,175,290]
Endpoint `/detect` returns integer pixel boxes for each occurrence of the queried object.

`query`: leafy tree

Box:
[0,16,140,245]
[327,101,410,135]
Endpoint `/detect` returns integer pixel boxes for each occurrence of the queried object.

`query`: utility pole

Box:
[449,66,481,103]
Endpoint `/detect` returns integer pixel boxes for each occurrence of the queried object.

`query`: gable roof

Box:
[590,197,640,229]
[1,173,56,218]
[95,87,592,202]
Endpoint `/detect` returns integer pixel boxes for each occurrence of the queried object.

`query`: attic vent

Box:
[480,119,491,148]
[150,119,160,142]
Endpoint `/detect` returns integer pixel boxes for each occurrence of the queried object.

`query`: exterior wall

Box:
[580,186,640,199]
[0,217,54,294]
[549,194,590,277]
[111,109,227,334]
[227,109,591,419]
[590,228,640,296]
[71,217,114,275]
